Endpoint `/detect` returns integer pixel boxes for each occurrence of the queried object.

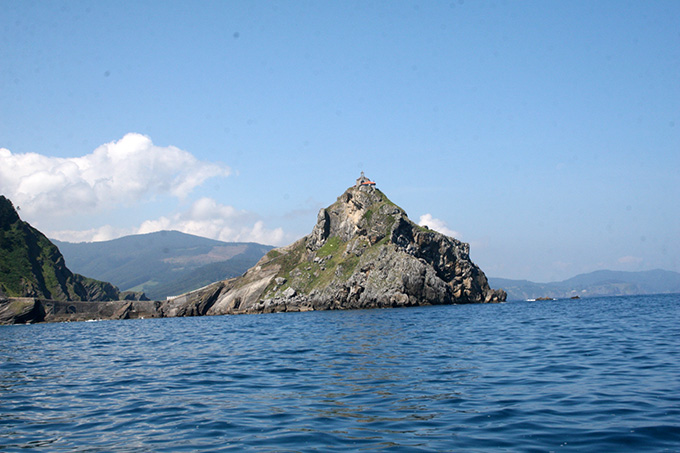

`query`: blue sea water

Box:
[1,294,679,452]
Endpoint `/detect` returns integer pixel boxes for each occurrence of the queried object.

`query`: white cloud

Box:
[137,197,285,245]
[0,133,230,217]
[618,255,644,265]
[50,225,134,243]
[4,134,290,247]
[50,197,286,246]
[418,213,460,238]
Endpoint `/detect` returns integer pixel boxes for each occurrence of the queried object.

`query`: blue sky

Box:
[1,0,678,282]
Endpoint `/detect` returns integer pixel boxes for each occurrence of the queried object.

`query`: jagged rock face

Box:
[174,184,506,316]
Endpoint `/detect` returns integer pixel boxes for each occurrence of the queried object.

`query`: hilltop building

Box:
[355,171,376,187]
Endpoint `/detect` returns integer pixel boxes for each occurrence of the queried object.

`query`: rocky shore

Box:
[0,297,162,324]
[1,178,506,324]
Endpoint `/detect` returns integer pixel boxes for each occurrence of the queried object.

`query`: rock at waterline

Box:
[171,175,506,315]
[1,176,506,324]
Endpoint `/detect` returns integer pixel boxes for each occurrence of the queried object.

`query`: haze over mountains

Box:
[53,231,272,300]
[489,270,680,301]
[5,187,677,305]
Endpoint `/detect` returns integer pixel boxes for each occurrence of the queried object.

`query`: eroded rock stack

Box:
[1,179,506,324]
[171,180,506,315]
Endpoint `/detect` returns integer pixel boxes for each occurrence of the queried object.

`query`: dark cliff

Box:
[0,195,145,303]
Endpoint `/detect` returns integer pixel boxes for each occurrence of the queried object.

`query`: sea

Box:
[1,294,679,452]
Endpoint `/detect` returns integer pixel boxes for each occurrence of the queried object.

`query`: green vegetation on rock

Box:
[0,195,133,301]
[317,236,341,257]
[153,178,506,317]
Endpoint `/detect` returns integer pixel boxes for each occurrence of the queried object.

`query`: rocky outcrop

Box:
[0,297,46,324]
[0,297,162,324]
[170,182,506,316]
[0,182,505,324]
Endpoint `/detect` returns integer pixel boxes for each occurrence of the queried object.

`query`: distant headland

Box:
[1,175,505,324]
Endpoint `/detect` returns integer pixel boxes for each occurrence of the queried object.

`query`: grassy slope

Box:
[0,196,119,300]
[259,189,399,299]
[54,231,273,300]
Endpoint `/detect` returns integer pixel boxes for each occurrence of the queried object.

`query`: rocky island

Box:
[0,175,505,324]
[167,174,506,316]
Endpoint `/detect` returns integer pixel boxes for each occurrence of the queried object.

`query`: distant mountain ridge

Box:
[489,269,680,301]
[53,231,273,300]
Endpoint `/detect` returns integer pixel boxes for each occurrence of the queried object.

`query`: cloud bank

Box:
[49,197,285,246]
[137,197,285,245]
[0,133,230,216]
[418,213,460,239]
[1,134,286,246]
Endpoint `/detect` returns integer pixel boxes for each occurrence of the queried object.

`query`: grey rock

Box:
[0,298,164,325]
[170,179,506,317]
[0,178,505,324]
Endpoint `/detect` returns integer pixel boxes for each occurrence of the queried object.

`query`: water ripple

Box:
[1,294,679,451]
